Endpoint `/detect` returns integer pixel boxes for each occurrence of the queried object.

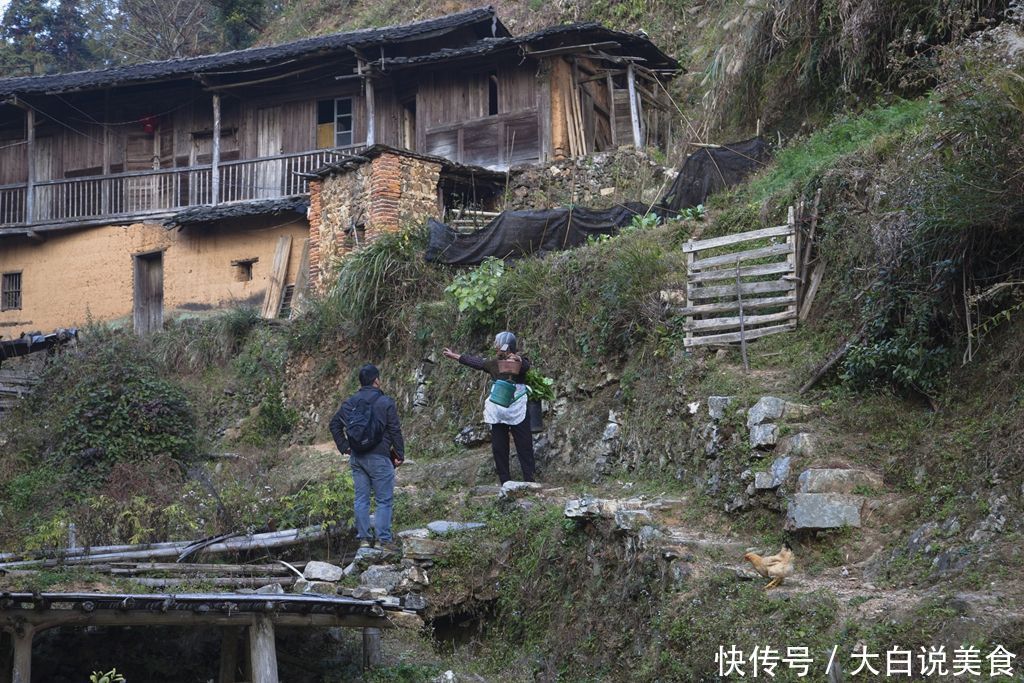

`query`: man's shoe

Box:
[358,539,373,549]
[377,540,401,556]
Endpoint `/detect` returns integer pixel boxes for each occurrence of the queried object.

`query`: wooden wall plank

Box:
[260,235,292,319]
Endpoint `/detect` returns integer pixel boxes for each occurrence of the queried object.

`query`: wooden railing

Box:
[0,145,364,229]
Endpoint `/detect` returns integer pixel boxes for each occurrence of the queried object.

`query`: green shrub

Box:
[444,256,505,329]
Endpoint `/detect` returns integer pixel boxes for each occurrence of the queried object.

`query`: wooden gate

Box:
[678,209,798,347]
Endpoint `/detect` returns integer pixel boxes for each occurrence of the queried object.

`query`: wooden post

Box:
[211,93,221,205]
[218,626,241,683]
[363,63,375,146]
[606,73,617,147]
[11,626,32,683]
[248,616,278,683]
[362,627,382,671]
[24,107,34,225]
[736,258,749,372]
[626,64,642,149]
[102,92,111,215]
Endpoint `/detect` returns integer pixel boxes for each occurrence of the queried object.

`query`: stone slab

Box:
[785,493,863,530]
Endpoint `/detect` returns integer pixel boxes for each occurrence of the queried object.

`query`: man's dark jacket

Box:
[329,386,405,460]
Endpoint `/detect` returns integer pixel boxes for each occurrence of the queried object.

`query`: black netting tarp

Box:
[661,137,770,214]
[425,202,653,265]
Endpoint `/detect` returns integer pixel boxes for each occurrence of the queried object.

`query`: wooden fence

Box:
[675,208,798,347]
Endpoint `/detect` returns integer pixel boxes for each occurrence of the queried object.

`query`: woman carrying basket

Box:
[442,331,536,484]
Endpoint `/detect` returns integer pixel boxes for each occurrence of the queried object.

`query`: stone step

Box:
[797,468,884,494]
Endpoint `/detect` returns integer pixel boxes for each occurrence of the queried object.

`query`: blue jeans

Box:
[350,452,395,543]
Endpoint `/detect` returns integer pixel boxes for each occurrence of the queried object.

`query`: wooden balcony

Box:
[0,146,365,230]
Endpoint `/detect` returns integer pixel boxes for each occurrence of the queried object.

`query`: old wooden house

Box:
[0,6,678,335]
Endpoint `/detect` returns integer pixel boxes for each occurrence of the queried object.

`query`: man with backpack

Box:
[329,364,405,552]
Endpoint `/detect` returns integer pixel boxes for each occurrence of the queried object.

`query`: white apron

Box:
[483,383,529,425]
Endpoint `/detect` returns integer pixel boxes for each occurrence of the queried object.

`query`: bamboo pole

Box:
[626,64,642,148]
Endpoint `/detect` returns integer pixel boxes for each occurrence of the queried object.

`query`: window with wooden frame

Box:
[232,257,258,282]
[2,271,21,311]
[317,98,354,148]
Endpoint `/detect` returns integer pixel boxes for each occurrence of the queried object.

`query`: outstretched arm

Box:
[443,347,487,372]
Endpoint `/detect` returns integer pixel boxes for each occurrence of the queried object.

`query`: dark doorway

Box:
[402,100,417,150]
[133,251,164,336]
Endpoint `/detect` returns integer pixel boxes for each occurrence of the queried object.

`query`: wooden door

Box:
[256,107,283,198]
[124,131,158,212]
[32,137,56,220]
[133,251,164,336]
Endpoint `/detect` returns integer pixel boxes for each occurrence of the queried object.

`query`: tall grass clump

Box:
[290,226,450,352]
[150,306,261,374]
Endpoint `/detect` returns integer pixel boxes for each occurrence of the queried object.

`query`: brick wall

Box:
[309,150,442,292]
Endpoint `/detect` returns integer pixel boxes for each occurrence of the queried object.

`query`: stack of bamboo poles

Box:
[563,88,587,157]
[0,525,359,590]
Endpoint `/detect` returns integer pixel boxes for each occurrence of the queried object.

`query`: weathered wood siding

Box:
[417,62,541,169]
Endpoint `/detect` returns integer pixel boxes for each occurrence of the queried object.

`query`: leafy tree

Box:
[212,0,269,49]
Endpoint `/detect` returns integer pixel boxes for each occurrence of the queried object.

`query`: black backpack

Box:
[344,393,386,454]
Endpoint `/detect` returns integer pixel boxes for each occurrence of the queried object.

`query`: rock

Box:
[725,493,751,513]
[427,520,486,536]
[398,527,431,540]
[599,186,616,196]
[401,565,429,587]
[747,396,786,427]
[294,579,337,595]
[669,559,692,588]
[754,456,792,490]
[403,593,428,611]
[783,401,817,421]
[797,469,883,494]
[906,522,939,554]
[402,536,450,561]
[255,583,285,594]
[432,671,487,683]
[499,480,544,499]
[785,493,863,530]
[613,508,653,531]
[351,586,389,600]
[564,496,618,519]
[303,560,345,582]
[707,396,734,421]
[749,423,778,449]
[774,432,818,458]
[468,485,502,497]
[602,421,620,441]
[637,525,665,548]
[454,425,491,447]
[933,547,971,573]
[353,547,391,567]
[360,565,404,592]
[942,516,961,536]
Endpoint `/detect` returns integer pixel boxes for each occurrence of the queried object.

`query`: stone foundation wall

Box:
[309,150,441,292]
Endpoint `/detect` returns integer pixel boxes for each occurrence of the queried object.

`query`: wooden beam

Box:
[249,616,278,683]
[690,243,793,271]
[689,279,795,300]
[682,224,793,253]
[524,41,621,59]
[362,627,382,671]
[799,260,825,322]
[211,93,221,205]
[683,310,796,332]
[260,235,292,319]
[626,64,642,147]
[289,238,311,319]
[684,322,797,347]
[4,610,394,631]
[688,262,792,283]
